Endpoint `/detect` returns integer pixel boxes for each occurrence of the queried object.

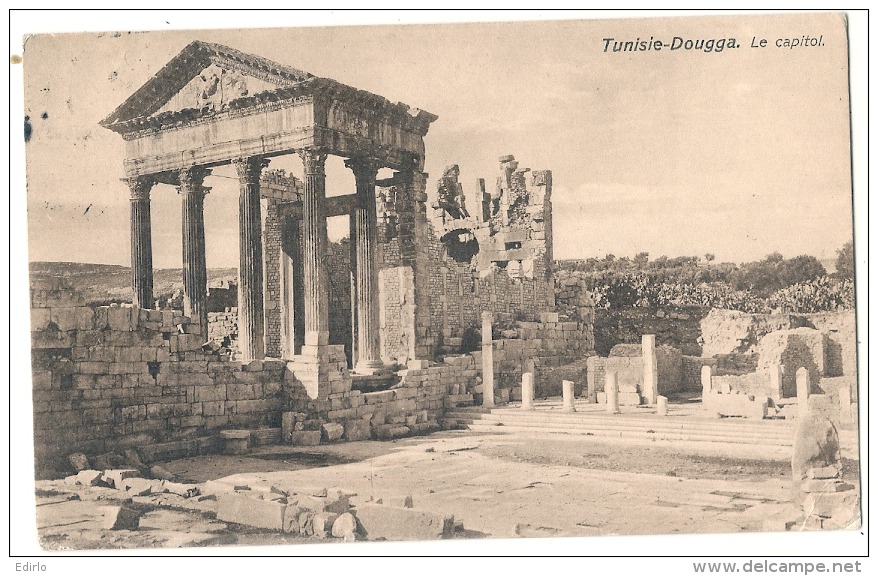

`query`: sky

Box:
[18,12,856,269]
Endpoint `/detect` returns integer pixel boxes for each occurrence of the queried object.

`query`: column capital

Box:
[232,156,270,184]
[344,157,381,182]
[177,166,212,196]
[123,175,156,201]
[297,148,329,175]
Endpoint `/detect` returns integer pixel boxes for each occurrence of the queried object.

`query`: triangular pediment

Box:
[100,41,314,129]
[153,62,286,117]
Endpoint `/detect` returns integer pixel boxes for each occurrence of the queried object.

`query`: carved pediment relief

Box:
[153,63,281,116]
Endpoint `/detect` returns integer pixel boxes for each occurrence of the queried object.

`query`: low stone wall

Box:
[489,312,594,403]
[682,356,716,392]
[586,355,644,405]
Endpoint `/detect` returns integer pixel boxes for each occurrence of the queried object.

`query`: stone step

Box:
[444,410,795,438]
[460,416,793,444]
[464,421,795,447]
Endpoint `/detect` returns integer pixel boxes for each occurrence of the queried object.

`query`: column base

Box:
[352,360,390,376]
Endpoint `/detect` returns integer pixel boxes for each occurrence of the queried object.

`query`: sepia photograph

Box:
[10,9,867,561]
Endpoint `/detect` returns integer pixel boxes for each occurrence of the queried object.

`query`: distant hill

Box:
[29,262,237,305]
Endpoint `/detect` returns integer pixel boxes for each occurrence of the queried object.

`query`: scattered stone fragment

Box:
[162,481,201,498]
[355,503,454,541]
[100,505,141,530]
[75,470,104,486]
[123,449,146,471]
[149,465,176,481]
[68,453,90,472]
[331,512,358,541]
[311,512,339,538]
[298,511,316,536]
[283,505,303,533]
[102,469,140,489]
[216,493,286,531]
[121,477,154,496]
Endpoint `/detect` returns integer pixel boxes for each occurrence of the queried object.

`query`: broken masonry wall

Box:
[487,312,595,403]
[30,278,482,473]
[655,345,684,394]
[806,311,857,379]
[30,278,287,476]
[682,356,716,391]
[755,328,828,398]
[376,155,577,364]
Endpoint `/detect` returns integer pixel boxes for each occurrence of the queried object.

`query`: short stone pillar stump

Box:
[220,429,251,455]
[606,371,620,414]
[562,380,576,412]
[521,373,535,411]
[657,395,668,416]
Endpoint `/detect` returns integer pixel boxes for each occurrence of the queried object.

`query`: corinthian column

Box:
[346,157,384,373]
[232,156,269,361]
[125,175,156,309]
[297,148,329,347]
[178,166,211,333]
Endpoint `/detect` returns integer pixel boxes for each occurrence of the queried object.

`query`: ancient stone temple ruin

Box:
[30,42,595,473]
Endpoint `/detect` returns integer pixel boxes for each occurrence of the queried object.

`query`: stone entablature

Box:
[100,41,437,177]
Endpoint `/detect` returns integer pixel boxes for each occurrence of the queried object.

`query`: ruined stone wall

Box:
[31,279,482,473]
[682,356,716,392]
[206,280,237,313]
[586,355,644,405]
[756,328,828,397]
[207,309,239,355]
[655,345,683,394]
[375,156,581,363]
[806,311,857,379]
[30,279,287,473]
[489,313,594,403]
[699,309,804,357]
[711,372,761,396]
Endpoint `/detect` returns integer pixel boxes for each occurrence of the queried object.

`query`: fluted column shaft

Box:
[126,176,156,310]
[298,148,329,347]
[346,157,383,372]
[178,167,210,333]
[233,157,268,361]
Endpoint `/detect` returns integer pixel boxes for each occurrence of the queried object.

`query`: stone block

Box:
[289,431,321,446]
[162,481,201,498]
[102,469,140,489]
[343,419,372,441]
[121,477,154,496]
[619,392,641,405]
[283,505,303,533]
[801,491,859,519]
[220,429,250,455]
[100,506,141,530]
[311,512,339,538]
[75,470,104,486]
[217,493,286,531]
[374,424,410,439]
[68,453,90,472]
[332,512,358,541]
[354,503,454,541]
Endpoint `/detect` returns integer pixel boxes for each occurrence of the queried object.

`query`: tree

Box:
[835,241,854,280]
[777,255,826,287]
[704,253,715,263]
